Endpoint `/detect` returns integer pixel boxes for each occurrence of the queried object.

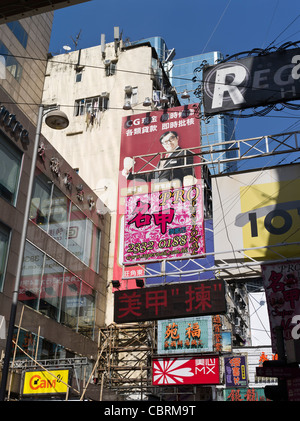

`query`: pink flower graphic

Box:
[153,358,194,385]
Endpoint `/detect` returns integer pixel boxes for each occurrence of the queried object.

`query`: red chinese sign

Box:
[152,356,220,386]
[114,280,226,323]
[262,260,300,352]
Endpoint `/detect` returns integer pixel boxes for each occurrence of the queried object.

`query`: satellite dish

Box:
[63,45,71,51]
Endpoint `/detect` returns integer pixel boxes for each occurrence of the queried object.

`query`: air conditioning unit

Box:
[124,85,132,94]
[101,92,109,98]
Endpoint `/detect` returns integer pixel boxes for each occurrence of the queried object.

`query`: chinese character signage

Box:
[123,185,205,264]
[262,260,300,352]
[157,316,213,355]
[152,356,220,386]
[114,279,226,323]
[224,356,248,387]
[224,387,268,401]
[202,47,300,116]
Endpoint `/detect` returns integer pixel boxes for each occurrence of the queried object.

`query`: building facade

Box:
[41,32,179,324]
[0,14,110,400]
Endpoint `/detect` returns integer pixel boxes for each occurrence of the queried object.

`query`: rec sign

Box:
[113,280,226,323]
[202,47,300,115]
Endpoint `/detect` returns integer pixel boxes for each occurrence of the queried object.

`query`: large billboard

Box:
[113,279,226,323]
[152,356,220,386]
[202,47,300,116]
[212,163,300,266]
[113,103,203,283]
[262,260,300,352]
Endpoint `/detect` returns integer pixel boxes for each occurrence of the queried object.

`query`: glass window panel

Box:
[0,222,10,291]
[78,283,95,339]
[67,204,86,261]
[19,242,44,310]
[60,271,80,330]
[39,256,63,321]
[84,221,101,272]
[30,172,52,231]
[6,21,28,48]
[0,132,22,204]
[0,41,22,81]
[48,185,70,247]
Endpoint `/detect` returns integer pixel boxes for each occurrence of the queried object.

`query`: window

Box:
[105,61,116,76]
[0,41,22,81]
[0,131,22,204]
[19,242,44,311]
[30,173,101,272]
[125,87,138,106]
[60,271,80,330]
[19,242,97,338]
[0,222,10,291]
[75,72,82,82]
[74,94,109,117]
[39,255,64,321]
[6,21,28,49]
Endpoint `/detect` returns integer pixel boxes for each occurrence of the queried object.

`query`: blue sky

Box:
[49,0,300,166]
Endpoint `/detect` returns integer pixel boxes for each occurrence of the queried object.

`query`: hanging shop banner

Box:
[113,104,203,281]
[202,47,300,116]
[23,369,69,395]
[157,316,213,355]
[113,279,226,323]
[123,184,205,264]
[261,260,300,352]
[212,164,300,268]
[224,355,248,387]
[152,356,220,386]
[224,387,268,402]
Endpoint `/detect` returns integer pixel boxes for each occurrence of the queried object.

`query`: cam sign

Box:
[203,47,300,115]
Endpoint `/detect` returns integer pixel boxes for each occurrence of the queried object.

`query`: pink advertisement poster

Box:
[123,184,205,264]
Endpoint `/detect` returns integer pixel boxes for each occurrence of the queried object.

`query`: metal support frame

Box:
[122,129,300,281]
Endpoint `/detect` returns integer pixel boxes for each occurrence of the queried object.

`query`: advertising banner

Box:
[23,369,69,395]
[202,47,300,116]
[262,260,300,352]
[113,104,203,282]
[157,316,213,355]
[123,184,205,264]
[212,164,300,264]
[152,356,220,386]
[224,355,248,387]
[113,279,226,323]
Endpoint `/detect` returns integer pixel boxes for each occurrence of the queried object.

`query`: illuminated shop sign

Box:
[23,369,69,395]
[202,47,300,115]
[157,316,213,355]
[113,279,226,323]
[152,356,220,386]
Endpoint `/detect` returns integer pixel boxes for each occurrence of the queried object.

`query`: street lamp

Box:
[0,104,69,401]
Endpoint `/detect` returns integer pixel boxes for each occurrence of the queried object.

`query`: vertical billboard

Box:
[212,163,300,266]
[157,316,213,355]
[224,356,248,387]
[152,356,220,386]
[262,260,300,352]
[113,104,203,283]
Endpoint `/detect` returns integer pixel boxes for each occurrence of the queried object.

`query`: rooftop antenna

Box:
[71,29,82,50]
[62,45,71,53]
